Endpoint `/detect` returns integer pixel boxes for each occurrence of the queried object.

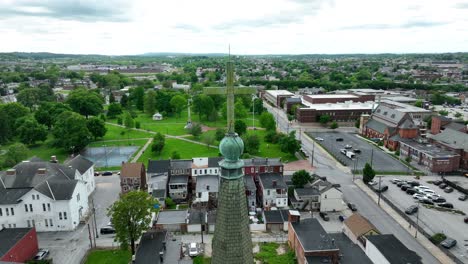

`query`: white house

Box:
[365,234,422,264]
[0,156,94,232]
[258,174,288,208]
[319,185,345,212]
[66,155,96,197]
[152,113,163,121]
[191,157,222,178]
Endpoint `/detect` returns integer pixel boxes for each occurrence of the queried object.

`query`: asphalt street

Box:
[264,103,442,264]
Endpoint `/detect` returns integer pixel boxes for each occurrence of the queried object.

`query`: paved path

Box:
[131,138,153,162]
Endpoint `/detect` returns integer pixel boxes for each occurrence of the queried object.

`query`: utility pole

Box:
[415,200,420,238]
[87,223,93,249]
[92,198,99,239]
[311,141,315,167]
[200,212,204,244]
[377,176,382,206]
[103,145,108,168]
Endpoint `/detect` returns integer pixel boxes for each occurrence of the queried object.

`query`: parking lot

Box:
[307,131,408,173]
[380,176,468,262]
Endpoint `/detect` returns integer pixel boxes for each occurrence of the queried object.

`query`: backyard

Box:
[84,249,131,264]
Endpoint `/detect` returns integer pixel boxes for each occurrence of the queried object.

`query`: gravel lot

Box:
[307,131,408,173]
[380,175,468,262]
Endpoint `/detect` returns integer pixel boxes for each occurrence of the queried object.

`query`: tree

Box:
[131,87,145,111]
[107,103,123,119]
[259,112,276,131]
[151,132,165,155]
[120,94,129,108]
[4,143,29,167]
[330,121,338,129]
[189,123,202,138]
[319,115,331,125]
[52,111,92,153]
[215,128,226,141]
[0,109,12,144]
[171,151,181,159]
[234,120,247,136]
[234,99,248,118]
[107,191,158,255]
[414,100,423,108]
[86,117,107,140]
[123,112,135,129]
[16,117,48,145]
[202,133,215,148]
[16,88,43,109]
[292,170,312,188]
[279,131,300,155]
[454,112,462,118]
[109,92,115,103]
[438,110,449,116]
[243,134,260,154]
[144,90,157,116]
[362,163,376,183]
[34,102,71,129]
[170,95,187,118]
[66,88,103,118]
[253,98,264,115]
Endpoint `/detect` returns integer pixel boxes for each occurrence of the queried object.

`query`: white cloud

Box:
[0,0,466,54]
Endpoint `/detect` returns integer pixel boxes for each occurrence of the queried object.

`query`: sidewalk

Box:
[355,179,455,264]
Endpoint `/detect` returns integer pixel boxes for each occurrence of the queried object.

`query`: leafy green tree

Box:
[16,88,44,109]
[16,117,48,145]
[170,95,187,118]
[0,109,12,144]
[109,92,115,103]
[319,115,331,125]
[292,170,312,188]
[171,151,181,159]
[34,102,71,129]
[131,87,145,111]
[202,133,215,148]
[151,132,165,155]
[107,103,123,119]
[189,123,202,138]
[259,112,276,131]
[234,120,247,136]
[66,88,103,118]
[265,130,279,143]
[123,112,134,129]
[4,143,29,167]
[253,98,264,115]
[330,121,338,129]
[234,99,248,118]
[454,112,462,118]
[279,131,300,155]
[363,163,376,183]
[86,117,107,140]
[107,191,158,255]
[144,90,157,116]
[215,128,226,141]
[438,110,449,116]
[52,111,92,153]
[120,94,129,108]
[414,100,423,108]
[243,134,260,154]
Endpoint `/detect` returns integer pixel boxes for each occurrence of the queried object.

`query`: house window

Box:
[204,169,207,174]
[59,212,62,220]
[25,204,29,212]
[267,190,270,195]
[0,208,2,216]
[13,224,16,228]
[11,208,14,216]
[43,204,46,212]
[64,212,67,220]
[45,219,48,227]
[8,224,11,228]
[32,220,35,227]
[5,208,8,216]
[215,169,217,174]
[194,170,197,175]
[251,168,254,173]
[27,220,31,227]
[32,195,35,200]
[77,194,80,202]
[47,203,51,211]
[50,219,53,227]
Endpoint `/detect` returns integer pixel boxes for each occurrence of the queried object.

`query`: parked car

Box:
[405,205,418,215]
[338,215,346,222]
[340,149,347,155]
[459,194,467,201]
[391,178,402,184]
[413,194,426,200]
[336,138,343,142]
[420,199,434,205]
[100,226,116,234]
[347,203,357,211]
[439,183,448,189]
[34,249,50,260]
[189,243,199,257]
[94,172,100,176]
[344,144,352,149]
[319,212,330,221]
[397,181,407,187]
[353,149,361,154]
[406,188,417,195]
[464,217,468,223]
[102,171,113,176]
[444,187,454,193]
[401,184,411,191]
[408,181,420,187]
[433,180,442,185]
[315,137,324,141]
[440,238,457,249]
[438,202,454,209]
[416,186,431,190]
[368,180,378,186]
[432,197,446,203]
[373,185,388,193]
[420,189,436,195]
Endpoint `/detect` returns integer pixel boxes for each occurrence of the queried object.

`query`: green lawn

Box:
[137,138,219,164]
[254,243,296,264]
[103,124,153,141]
[84,249,131,264]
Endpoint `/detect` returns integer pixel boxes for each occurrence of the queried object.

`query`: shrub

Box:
[135,121,140,129]
[117,116,123,125]
[430,233,447,244]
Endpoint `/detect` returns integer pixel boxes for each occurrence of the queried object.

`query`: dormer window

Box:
[391,114,395,118]
[383,111,388,115]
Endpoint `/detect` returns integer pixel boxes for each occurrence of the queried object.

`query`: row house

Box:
[244,158,283,182]
[120,162,147,194]
[258,173,288,209]
[0,156,95,232]
[291,180,345,212]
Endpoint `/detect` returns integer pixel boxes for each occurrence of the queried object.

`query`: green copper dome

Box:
[219,132,244,162]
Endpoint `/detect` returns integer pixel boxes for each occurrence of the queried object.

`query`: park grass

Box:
[254,243,295,264]
[137,138,219,164]
[84,249,131,264]
[103,124,153,141]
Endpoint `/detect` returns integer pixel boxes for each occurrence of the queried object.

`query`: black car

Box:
[438,202,454,209]
[373,185,388,193]
[405,205,418,215]
[420,199,434,205]
[100,226,116,234]
[406,188,417,195]
[338,215,346,222]
[336,138,343,142]
[432,197,446,203]
[319,212,330,221]
[408,181,420,187]
[440,238,457,249]
[444,187,454,193]
[94,172,100,176]
[401,184,411,191]
[439,183,448,189]
[397,181,407,187]
[347,203,357,211]
[102,171,113,176]
[353,149,361,154]
[459,194,467,201]
[433,180,442,185]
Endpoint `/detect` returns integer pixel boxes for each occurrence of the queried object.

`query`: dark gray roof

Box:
[243,176,256,190]
[0,228,34,257]
[444,122,466,131]
[365,119,388,134]
[373,103,406,126]
[399,118,416,129]
[34,180,78,200]
[169,175,188,184]
[187,210,205,225]
[295,188,319,197]
[147,160,170,174]
[306,256,332,263]
[400,139,459,158]
[152,189,166,198]
[431,128,468,151]
[263,210,289,224]
[259,174,287,189]
[65,155,93,174]
[135,230,166,264]
[329,233,372,264]
[366,234,422,264]
[291,218,339,252]
[170,160,192,170]
[208,157,222,167]
[157,210,187,224]
[207,210,217,224]
[0,186,31,205]
[196,175,219,193]
[243,158,282,167]
[286,97,302,103]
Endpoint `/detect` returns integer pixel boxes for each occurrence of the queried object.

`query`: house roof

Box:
[295,188,319,197]
[195,175,219,193]
[365,119,389,134]
[366,234,422,264]
[291,218,339,252]
[243,158,282,167]
[151,189,166,199]
[343,213,379,238]
[135,230,166,264]
[207,210,217,224]
[156,210,187,224]
[147,160,170,174]
[443,122,466,131]
[373,104,406,126]
[259,173,287,189]
[170,160,192,170]
[0,228,34,258]
[121,162,144,178]
[263,210,289,224]
[187,209,205,225]
[169,175,188,184]
[243,175,256,190]
[208,157,222,167]
[65,155,93,174]
[34,180,78,200]
[0,186,31,205]
[399,118,416,129]
[430,128,468,151]
[329,233,373,264]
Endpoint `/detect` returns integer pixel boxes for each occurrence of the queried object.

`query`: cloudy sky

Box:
[0,0,467,55]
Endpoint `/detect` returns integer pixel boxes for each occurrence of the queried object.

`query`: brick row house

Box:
[120,162,147,194]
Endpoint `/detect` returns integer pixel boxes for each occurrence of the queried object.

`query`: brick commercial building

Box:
[0,227,39,263]
[296,101,376,123]
[263,90,294,107]
[400,139,461,173]
[430,116,466,135]
[302,94,375,104]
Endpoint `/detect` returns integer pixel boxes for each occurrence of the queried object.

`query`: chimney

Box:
[288,210,300,223]
[37,168,47,175]
[50,156,58,163]
[272,180,277,187]
[6,169,16,176]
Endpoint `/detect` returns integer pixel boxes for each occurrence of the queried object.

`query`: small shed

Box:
[152,113,163,121]
[263,209,290,232]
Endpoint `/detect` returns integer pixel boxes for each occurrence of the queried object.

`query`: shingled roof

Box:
[65,155,93,174]
[344,213,379,238]
[121,162,144,178]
